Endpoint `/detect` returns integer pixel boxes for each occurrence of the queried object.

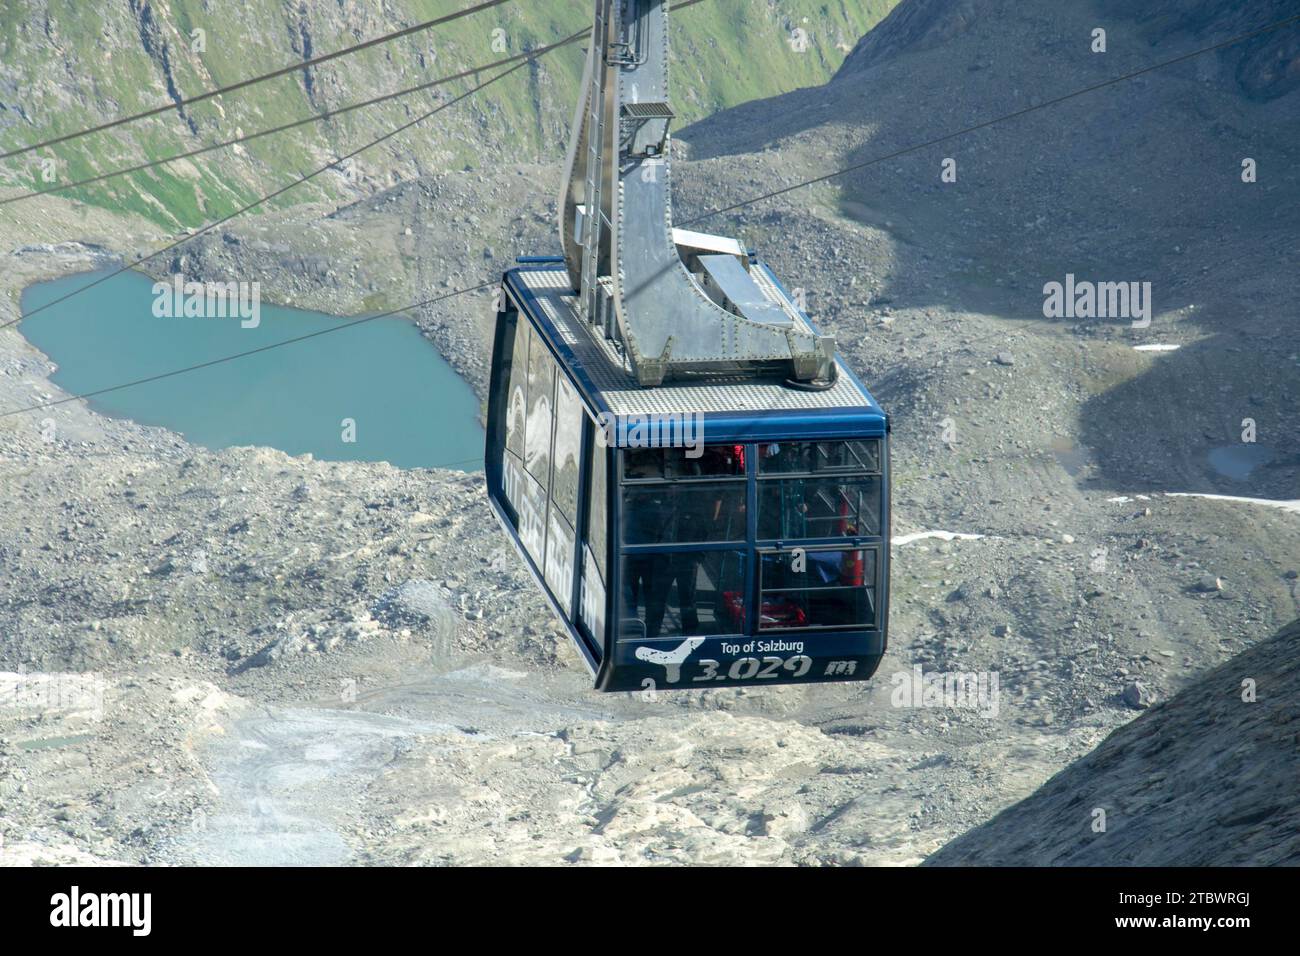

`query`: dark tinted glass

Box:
[759,549,877,630]
[619,550,746,640]
[623,482,747,544]
[757,440,880,475]
[757,476,881,539]
[622,445,746,481]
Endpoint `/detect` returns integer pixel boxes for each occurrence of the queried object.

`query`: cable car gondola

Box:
[485,0,890,691]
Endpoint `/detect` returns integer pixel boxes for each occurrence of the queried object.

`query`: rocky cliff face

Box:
[928,619,1300,865]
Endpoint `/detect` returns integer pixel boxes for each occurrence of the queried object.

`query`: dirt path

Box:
[163,664,611,866]
[167,707,439,866]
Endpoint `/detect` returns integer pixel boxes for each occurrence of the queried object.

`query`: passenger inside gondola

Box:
[617,440,884,638]
[620,445,747,639]
[758,548,876,631]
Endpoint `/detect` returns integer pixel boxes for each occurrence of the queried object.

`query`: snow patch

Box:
[893,530,987,546]
[1110,492,1299,514]
[1166,493,1300,514]
[440,663,529,683]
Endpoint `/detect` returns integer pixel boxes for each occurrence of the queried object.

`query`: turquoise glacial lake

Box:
[20,268,484,471]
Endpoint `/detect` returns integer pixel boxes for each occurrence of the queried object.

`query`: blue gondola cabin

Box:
[486,259,891,691]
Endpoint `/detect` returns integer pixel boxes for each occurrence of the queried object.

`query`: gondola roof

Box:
[505,261,889,444]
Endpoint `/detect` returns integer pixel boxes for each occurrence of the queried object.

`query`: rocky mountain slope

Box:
[838,0,1300,101]
[928,618,1300,865]
[0,0,895,228]
[680,0,1300,505]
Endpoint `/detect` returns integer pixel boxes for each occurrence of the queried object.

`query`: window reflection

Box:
[544,509,575,616]
[505,323,528,460]
[551,376,582,524]
[524,333,554,486]
[580,546,606,643]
